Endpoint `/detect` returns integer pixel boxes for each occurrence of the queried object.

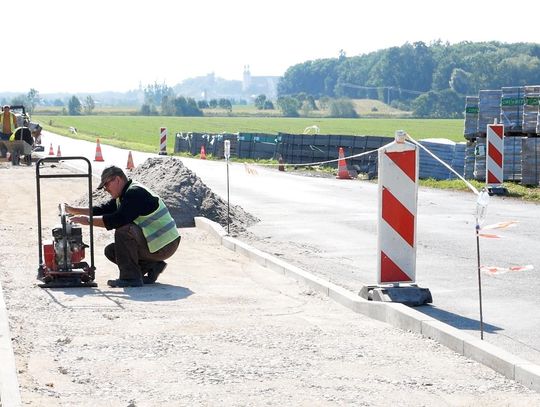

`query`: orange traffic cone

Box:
[278,155,285,172]
[336,147,351,179]
[48,143,54,155]
[94,138,104,162]
[200,145,207,160]
[126,151,134,170]
[56,145,62,157]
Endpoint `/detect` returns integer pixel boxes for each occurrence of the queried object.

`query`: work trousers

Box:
[104,223,180,280]
[0,133,9,157]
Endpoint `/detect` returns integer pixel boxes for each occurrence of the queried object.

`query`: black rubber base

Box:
[38,279,97,288]
[487,186,508,196]
[359,284,432,306]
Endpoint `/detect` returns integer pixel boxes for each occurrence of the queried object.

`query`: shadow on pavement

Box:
[105,284,195,302]
[42,284,194,307]
[416,304,502,333]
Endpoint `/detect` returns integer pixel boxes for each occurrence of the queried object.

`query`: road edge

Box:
[195,216,540,393]
[0,280,22,406]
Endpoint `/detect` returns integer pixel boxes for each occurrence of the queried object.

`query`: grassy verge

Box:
[420,178,540,202]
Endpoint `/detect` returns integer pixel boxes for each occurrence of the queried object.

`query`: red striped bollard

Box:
[159,127,167,155]
[486,122,507,195]
[378,130,418,284]
[360,130,431,305]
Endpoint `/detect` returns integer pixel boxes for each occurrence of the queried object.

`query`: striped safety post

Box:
[159,127,167,155]
[486,122,504,190]
[377,130,418,284]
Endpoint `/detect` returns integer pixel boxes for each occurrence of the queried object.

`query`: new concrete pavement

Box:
[2,130,539,404]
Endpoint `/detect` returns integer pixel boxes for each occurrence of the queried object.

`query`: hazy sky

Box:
[6,0,540,94]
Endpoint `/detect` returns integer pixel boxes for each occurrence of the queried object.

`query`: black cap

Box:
[97,166,125,189]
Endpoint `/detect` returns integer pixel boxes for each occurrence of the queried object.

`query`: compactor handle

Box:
[58,203,69,226]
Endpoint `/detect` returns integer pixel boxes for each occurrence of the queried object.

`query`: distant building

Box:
[242,65,279,99]
[173,68,280,102]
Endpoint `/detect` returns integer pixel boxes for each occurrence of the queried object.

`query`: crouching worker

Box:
[66,165,181,287]
[10,126,35,147]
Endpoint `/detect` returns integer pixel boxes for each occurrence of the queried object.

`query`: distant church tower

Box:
[242,65,251,92]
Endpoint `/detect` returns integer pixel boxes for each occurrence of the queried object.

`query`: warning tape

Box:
[478,232,502,239]
[482,220,518,230]
[404,135,480,196]
[478,220,518,238]
[242,132,478,199]
[481,264,534,275]
[245,148,381,170]
[241,132,485,202]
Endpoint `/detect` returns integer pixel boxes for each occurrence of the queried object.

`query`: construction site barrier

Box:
[172,131,540,184]
[377,132,418,284]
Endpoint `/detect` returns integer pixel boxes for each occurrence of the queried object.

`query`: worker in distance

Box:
[66,165,181,287]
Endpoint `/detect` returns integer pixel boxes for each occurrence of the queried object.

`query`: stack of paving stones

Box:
[473,137,487,181]
[418,139,456,180]
[450,142,466,179]
[523,85,540,134]
[521,137,540,185]
[464,96,479,140]
[478,90,502,134]
[500,86,524,133]
[503,136,523,182]
[464,85,540,184]
[464,141,476,179]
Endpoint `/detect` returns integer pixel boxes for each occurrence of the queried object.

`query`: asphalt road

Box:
[37,131,540,365]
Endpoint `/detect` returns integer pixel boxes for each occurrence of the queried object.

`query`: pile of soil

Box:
[87,157,258,233]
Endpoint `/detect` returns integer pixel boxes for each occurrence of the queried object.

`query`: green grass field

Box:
[35,115,466,154]
[32,113,540,202]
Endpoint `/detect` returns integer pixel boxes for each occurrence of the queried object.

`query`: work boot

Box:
[143,261,167,284]
[107,278,143,288]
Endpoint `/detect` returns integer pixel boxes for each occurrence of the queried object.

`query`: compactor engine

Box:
[43,209,87,272]
[38,204,96,288]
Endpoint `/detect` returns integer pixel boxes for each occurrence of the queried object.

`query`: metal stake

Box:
[476,223,484,340]
[224,140,231,235]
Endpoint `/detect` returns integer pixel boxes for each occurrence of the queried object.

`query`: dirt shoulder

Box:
[0,161,539,406]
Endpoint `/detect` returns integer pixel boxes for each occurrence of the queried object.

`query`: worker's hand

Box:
[64,204,90,216]
[70,215,90,225]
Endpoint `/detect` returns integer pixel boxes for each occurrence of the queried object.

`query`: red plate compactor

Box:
[36,156,97,288]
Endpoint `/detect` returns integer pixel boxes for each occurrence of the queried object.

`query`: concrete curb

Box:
[195,217,540,393]
[0,280,22,406]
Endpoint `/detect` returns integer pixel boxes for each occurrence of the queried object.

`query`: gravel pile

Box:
[88,156,258,233]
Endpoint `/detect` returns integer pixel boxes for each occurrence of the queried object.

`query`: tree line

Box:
[277,41,540,118]
[5,41,539,119]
